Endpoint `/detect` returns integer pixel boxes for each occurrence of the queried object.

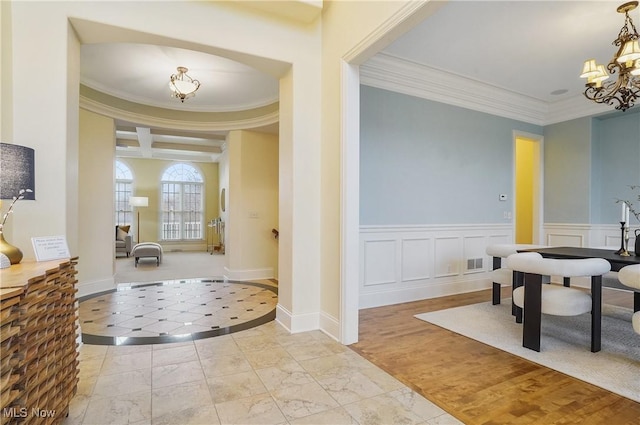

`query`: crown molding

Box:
[361,53,621,126]
[361,53,548,126]
[80,95,279,132]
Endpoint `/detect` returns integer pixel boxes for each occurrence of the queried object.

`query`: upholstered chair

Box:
[618,264,640,334]
[506,252,611,352]
[486,244,548,305]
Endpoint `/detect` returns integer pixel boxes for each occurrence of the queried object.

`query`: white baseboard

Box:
[319,311,341,341]
[77,277,115,298]
[275,303,319,334]
[223,266,274,281]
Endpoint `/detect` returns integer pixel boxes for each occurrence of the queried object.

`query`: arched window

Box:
[114,161,133,226]
[161,163,204,240]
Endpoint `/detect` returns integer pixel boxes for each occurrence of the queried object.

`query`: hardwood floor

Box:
[349,287,640,425]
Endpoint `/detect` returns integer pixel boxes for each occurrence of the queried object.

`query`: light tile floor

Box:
[62,322,464,425]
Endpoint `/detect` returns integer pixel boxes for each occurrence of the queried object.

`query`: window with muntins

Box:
[115,161,133,226]
[161,163,204,240]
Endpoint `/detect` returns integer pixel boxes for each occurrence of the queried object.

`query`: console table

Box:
[0,258,79,424]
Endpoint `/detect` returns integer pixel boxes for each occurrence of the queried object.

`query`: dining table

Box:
[515,246,640,353]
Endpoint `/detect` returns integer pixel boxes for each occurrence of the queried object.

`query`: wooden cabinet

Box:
[0,258,79,425]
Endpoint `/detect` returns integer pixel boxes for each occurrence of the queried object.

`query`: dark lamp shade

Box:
[0,143,36,200]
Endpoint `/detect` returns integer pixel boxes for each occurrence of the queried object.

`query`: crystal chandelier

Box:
[169,66,201,102]
[579,1,640,111]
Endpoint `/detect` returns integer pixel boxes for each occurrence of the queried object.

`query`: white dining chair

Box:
[618,264,640,334]
[506,252,611,352]
[486,244,548,305]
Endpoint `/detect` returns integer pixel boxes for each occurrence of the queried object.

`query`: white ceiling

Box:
[79,1,639,161]
[81,43,279,113]
[382,0,633,105]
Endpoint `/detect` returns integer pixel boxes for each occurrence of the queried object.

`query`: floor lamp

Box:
[129,196,148,243]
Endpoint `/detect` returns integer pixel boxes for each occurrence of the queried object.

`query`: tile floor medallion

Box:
[79,279,278,345]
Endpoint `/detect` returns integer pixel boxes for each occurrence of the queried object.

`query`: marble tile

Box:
[152,343,199,366]
[284,341,336,362]
[152,360,205,389]
[255,364,316,391]
[215,393,287,425]
[359,365,405,392]
[93,369,152,398]
[78,357,105,380]
[270,381,340,420]
[342,392,424,425]
[82,390,151,425]
[152,405,220,425]
[243,346,295,369]
[299,353,367,380]
[389,388,447,421]
[195,335,242,359]
[143,320,184,335]
[101,351,152,375]
[288,407,359,425]
[207,370,268,403]
[317,370,386,405]
[425,413,466,425]
[116,316,159,329]
[78,344,108,361]
[152,340,194,351]
[151,380,213,420]
[233,333,283,353]
[200,353,253,378]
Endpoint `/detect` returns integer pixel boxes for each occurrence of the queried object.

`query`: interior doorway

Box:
[514,133,543,244]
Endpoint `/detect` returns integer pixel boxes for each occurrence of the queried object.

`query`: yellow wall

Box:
[119,157,219,251]
[516,137,535,244]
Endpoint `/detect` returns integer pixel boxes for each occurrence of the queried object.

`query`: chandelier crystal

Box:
[169,66,201,102]
[580,1,640,111]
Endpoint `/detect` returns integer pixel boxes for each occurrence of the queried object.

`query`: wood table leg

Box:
[591,275,602,353]
[523,272,542,352]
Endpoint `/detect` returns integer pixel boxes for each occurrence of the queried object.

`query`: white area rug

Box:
[415,301,640,402]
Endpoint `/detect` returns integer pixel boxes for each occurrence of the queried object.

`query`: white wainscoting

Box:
[359,223,639,309]
[359,224,513,309]
[543,223,639,249]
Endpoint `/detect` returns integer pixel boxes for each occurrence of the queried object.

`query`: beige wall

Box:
[78,109,115,296]
[225,130,279,280]
[120,158,219,250]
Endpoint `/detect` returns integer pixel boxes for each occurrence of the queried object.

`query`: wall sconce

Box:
[0,143,36,265]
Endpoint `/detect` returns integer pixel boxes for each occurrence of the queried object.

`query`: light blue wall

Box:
[543,117,592,223]
[360,86,639,227]
[360,86,542,225]
[591,110,640,224]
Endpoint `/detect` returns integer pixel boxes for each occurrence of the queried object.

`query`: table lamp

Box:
[0,143,36,264]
